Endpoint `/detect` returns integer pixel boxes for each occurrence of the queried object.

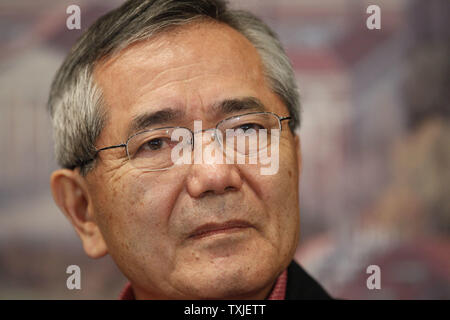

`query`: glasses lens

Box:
[126,128,191,171]
[217,113,280,155]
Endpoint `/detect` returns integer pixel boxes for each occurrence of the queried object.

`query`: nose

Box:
[186,129,243,198]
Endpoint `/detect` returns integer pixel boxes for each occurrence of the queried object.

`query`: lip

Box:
[188,220,253,240]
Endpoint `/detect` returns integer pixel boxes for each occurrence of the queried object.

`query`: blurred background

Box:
[0,0,449,299]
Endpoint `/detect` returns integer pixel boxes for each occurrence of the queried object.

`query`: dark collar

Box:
[285,260,332,300]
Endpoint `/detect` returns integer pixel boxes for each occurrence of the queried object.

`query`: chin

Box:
[171,254,278,299]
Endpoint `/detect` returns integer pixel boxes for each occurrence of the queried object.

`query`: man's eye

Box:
[236,123,264,132]
[140,138,170,152]
[147,138,163,149]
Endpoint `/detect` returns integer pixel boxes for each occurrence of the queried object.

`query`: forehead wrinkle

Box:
[144,62,206,92]
[139,73,210,99]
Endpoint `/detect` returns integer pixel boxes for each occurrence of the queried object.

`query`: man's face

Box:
[87,22,301,299]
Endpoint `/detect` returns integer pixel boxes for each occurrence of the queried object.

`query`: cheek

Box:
[263,166,299,233]
[242,137,299,206]
[91,170,186,284]
[239,140,300,248]
[94,170,181,257]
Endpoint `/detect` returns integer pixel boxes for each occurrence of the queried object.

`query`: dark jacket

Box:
[285,260,332,300]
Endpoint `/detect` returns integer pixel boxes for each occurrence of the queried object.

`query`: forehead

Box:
[93,21,282,144]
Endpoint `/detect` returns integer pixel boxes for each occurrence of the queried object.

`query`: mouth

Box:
[188,220,253,240]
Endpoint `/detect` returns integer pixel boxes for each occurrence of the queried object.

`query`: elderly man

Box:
[48,0,331,300]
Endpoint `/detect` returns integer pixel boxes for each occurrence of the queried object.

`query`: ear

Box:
[50,169,108,259]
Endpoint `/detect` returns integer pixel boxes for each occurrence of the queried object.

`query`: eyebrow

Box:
[127,96,267,137]
[127,108,185,137]
[212,97,267,115]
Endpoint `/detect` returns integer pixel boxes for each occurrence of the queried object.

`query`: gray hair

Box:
[48,0,301,174]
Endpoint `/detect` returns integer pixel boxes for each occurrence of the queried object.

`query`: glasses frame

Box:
[77,111,291,171]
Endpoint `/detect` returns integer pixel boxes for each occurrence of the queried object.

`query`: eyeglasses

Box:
[78,112,291,172]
